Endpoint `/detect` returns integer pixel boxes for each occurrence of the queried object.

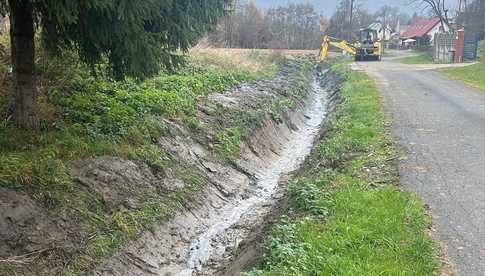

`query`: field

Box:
[193,48,319,58]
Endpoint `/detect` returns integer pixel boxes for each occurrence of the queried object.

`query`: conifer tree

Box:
[0,0,226,129]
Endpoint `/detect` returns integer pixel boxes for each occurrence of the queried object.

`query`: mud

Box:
[70,157,163,211]
[0,188,72,257]
[183,79,328,276]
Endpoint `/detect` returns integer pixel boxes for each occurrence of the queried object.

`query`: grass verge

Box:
[398,52,435,64]
[439,62,485,91]
[247,61,439,275]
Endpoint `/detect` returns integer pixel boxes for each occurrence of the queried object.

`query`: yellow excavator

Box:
[320,28,382,62]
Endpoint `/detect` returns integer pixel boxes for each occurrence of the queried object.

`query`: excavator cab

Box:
[355,28,381,61]
[359,28,377,45]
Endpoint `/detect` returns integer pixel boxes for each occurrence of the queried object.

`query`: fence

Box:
[434,30,480,63]
[434,32,456,63]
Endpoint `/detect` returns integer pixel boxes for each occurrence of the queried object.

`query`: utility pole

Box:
[349,0,354,41]
[382,9,387,53]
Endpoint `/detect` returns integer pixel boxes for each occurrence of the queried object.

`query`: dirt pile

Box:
[0,189,72,257]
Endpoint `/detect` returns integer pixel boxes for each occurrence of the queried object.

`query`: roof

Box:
[368,22,383,31]
[402,17,441,39]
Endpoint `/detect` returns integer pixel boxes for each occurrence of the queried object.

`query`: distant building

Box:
[368,21,392,41]
[402,17,449,46]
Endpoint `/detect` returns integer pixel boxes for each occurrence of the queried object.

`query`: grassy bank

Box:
[247,62,438,275]
[0,48,280,275]
[440,62,485,91]
[438,40,484,91]
[398,52,435,64]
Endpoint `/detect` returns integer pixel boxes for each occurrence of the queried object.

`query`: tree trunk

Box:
[9,0,39,130]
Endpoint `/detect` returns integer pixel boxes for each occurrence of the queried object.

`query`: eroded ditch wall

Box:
[92,63,342,276]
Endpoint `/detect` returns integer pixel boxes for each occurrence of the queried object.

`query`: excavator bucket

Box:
[319,34,358,62]
[319,35,329,62]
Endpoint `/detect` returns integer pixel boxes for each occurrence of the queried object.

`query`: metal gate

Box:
[463,33,478,61]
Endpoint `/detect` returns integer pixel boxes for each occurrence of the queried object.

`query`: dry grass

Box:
[191,48,318,59]
[190,48,270,73]
[189,48,319,79]
[189,48,292,78]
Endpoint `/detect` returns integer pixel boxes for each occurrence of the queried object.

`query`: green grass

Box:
[398,52,435,64]
[438,40,485,91]
[247,61,438,275]
[440,62,485,91]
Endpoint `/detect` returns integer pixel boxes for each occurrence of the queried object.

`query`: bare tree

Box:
[208,3,321,49]
[235,2,265,48]
[320,16,330,32]
[327,0,376,39]
[457,0,485,38]
[410,0,453,29]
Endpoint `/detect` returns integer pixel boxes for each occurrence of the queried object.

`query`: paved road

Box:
[353,53,485,275]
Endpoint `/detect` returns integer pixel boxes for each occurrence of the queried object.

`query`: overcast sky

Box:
[253,0,460,16]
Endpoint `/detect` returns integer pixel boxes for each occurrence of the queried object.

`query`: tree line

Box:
[457,0,485,39]
[209,0,417,50]
[327,0,412,40]
[208,1,324,50]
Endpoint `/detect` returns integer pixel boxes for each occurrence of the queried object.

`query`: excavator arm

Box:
[319,35,357,62]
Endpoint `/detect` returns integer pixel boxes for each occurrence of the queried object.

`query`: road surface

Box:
[353,52,485,276]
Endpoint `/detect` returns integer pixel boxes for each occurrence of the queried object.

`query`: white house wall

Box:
[428,22,449,45]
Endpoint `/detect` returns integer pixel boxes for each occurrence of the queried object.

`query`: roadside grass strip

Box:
[439,62,485,91]
[248,62,439,275]
[398,52,435,64]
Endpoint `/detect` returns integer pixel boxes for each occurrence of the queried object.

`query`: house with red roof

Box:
[402,17,449,46]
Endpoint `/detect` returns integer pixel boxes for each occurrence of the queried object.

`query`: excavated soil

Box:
[0,60,341,276]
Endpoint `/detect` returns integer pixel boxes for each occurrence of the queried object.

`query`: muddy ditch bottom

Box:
[178,78,329,275]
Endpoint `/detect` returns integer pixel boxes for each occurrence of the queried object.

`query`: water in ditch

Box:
[176,76,329,275]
